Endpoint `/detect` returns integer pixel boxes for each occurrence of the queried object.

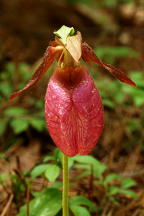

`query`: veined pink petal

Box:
[82,42,137,88]
[45,66,104,156]
[10,46,61,100]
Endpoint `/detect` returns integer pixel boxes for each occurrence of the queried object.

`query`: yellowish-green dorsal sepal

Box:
[54,25,75,45]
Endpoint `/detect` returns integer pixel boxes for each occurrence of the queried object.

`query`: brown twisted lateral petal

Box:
[10,46,61,100]
[81,42,137,88]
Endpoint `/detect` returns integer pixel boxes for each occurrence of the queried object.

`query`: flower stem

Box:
[62,153,69,216]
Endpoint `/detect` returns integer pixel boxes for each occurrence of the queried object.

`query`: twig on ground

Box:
[1,194,13,216]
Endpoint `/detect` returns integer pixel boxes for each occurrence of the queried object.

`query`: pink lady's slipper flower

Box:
[10,26,136,156]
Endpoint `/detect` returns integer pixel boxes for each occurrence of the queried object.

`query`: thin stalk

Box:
[26,184,30,216]
[62,153,69,216]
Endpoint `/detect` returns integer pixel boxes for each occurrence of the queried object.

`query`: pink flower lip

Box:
[45,66,104,156]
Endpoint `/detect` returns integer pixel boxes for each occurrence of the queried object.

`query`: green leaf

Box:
[93,165,107,179]
[4,107,28,116]
[54,25,75,44]
[18,63,31,81]
[10,118,29,134]
[54,148,62,163]
[121,178,137,189]
[70,196,97,212]
[68,157,74,169]
[118,189,137,198]
[103,0,118,8]
[5,62,15,73]
[122,74,144,107]
[0,153,5,159]
[73,155,107,178]
[127,119,141,133]
[108,186,120,195]
[104,173,121,185]
[43,156,53,162]
[75,164,91,169]
[50,182,63,189]
[0,173,9,184]
[45,165,60,182]
[135,96,144,107]
[29,118,45,132]
[17,188,62,216]
[31,164,49,178]
[109,197,120,205]
[94,180,103,185]
[0,82,12,97]
[130,72,144,86]
[70,205,90,216]
[95,46,138,64]
[73,155,99,166]
[77,170,90,179]
[103,98,115,108]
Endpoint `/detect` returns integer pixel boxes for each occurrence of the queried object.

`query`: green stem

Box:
[62,153,69,216]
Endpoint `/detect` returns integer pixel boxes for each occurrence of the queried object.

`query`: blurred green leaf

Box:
[122,72,144,107]
[104,173,121,185]
[50,182,63,189]
[54,148,62,163]
[102,98,116,108]
[108,186,120,195]
[18,63,31,81]
[70,205,91,216]
[0,82,12,97]
[72,155,99,165]
[0,173,9,184]
[127,119,141,134]
[10,118,29,134]
[0,153,5,158]
[74,164,91,169]
[5,62,15,73]
[118,189,137,198]
[4,107,28,116]
[31,164,49,179]
[93,163,107,179]
[121,178,137,189]
[43,156,53,162]
[76,170,90,179]
[102,0,118,8]
[29,118,45,132]
[70,196,97,212]
[17,188,62,216]
[95,46,138,64]
[120,0,135,3]
[73,155,107,178]
[45,165,60,182]
[102,0,135,8]
[66,157,75,169]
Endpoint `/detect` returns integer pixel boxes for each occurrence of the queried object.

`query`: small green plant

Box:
[95,46,138,65]
[16,150,137,216]
[0,148,137,216]
[70,155,137,202]
[95,71,144,109]
[0,62,47,145]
